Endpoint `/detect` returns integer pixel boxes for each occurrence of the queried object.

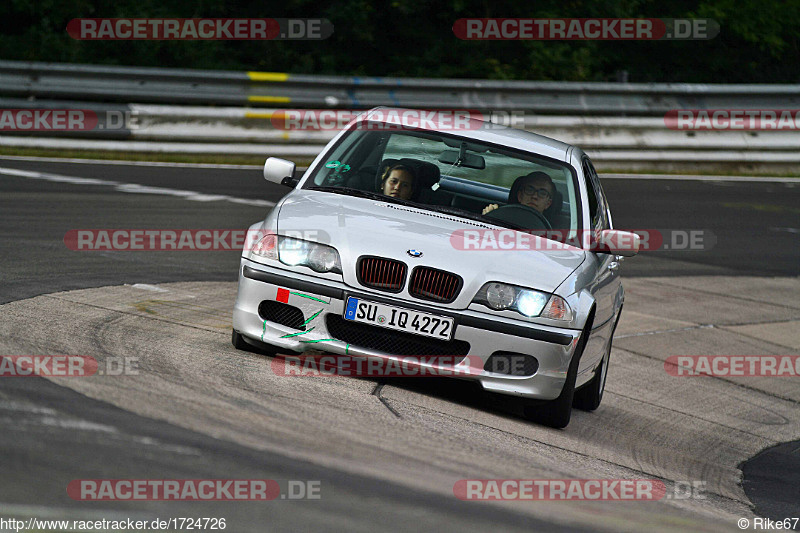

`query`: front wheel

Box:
[521,312,594,429]
[521,363,577,429]
[231,329,280,356]
[231,329,250,350]
[573,307,621,411]
[572,355,607,411]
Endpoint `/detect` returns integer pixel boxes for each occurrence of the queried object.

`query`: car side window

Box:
[582,161,599,227]
[583,159,609,231]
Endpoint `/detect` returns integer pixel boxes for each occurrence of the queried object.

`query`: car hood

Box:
[276,190,585,305]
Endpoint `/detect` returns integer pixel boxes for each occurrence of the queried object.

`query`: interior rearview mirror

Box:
[438,150,486,169]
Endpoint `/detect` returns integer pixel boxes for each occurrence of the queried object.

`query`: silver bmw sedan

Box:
[232,108,639,428]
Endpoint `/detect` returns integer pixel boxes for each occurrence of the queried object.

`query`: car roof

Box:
[357,107,575,163]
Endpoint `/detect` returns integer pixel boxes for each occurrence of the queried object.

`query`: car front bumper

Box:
[233,259,582,400]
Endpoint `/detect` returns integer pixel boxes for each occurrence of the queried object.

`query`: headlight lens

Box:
[250,235,342,274]
[473,282,572,321]
[485,282,516,309]
[516,290,549,317]
[307,244,341,273]
[279,238,310,266]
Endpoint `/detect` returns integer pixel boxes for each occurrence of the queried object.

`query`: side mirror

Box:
[263,157,298,188]
[591,229,640,257]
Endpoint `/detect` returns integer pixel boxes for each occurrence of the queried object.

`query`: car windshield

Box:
[303,126,581,236]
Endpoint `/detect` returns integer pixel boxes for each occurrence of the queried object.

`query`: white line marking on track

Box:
[0,166,117,186]
[131,284,169,292]
[0,502,156,522]
[35,416,118,434]
[2,155,797,181]
[602,173,800,183]
[0,154,262,169]
[0,402,58,415]
[0,166,275,207]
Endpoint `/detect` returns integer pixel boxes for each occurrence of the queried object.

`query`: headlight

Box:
[473,282,572,320]
[279,238,310,266]
[250,235,342,274]
[516,290,549,317]
[307,245,340,273]
[485,282,515,309]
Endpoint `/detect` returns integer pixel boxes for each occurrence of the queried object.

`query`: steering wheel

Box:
[484,204,552,231]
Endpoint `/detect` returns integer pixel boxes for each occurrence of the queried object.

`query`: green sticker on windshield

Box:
[324,160,351,185]
[324,160,351,172]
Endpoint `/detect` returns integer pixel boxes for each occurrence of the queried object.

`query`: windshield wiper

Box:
[423,204,491,224]
[308,186,419,207]
[308,186,380,199]
[308,186,529,231]
[424,204,528,231]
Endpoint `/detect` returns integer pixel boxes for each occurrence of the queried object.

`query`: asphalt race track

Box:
[1,157,798,532]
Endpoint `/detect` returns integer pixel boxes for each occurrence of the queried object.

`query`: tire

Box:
[231,329,250,350]
[231,329,280,356]
[522,311,594,429]
[572,355,607,411]
[574,306,621,412]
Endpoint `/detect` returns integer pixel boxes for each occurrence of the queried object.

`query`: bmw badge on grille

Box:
[407,249,423,258]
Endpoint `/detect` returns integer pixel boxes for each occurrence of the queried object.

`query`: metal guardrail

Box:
[1,61,798,172]
[2,99,797,151]
[2,59,800,114]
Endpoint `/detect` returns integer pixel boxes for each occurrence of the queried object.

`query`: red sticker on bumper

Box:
[276,288,290,303]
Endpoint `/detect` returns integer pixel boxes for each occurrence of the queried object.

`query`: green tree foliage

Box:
[0,0,797,82]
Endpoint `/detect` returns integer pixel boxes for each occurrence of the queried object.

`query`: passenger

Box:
[380,164,417,200]
[482,171,554,215]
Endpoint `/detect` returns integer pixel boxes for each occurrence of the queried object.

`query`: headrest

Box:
[544,189,562,219]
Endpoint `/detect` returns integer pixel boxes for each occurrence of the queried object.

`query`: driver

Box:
[482,171,554,216]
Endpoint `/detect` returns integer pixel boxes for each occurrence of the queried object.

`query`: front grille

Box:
[326,315,470,359]
[409,267,462,303]
[357,256,407,292]
[258,301,305,330]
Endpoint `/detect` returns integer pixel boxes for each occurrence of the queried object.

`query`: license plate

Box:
[344,297,455,341]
